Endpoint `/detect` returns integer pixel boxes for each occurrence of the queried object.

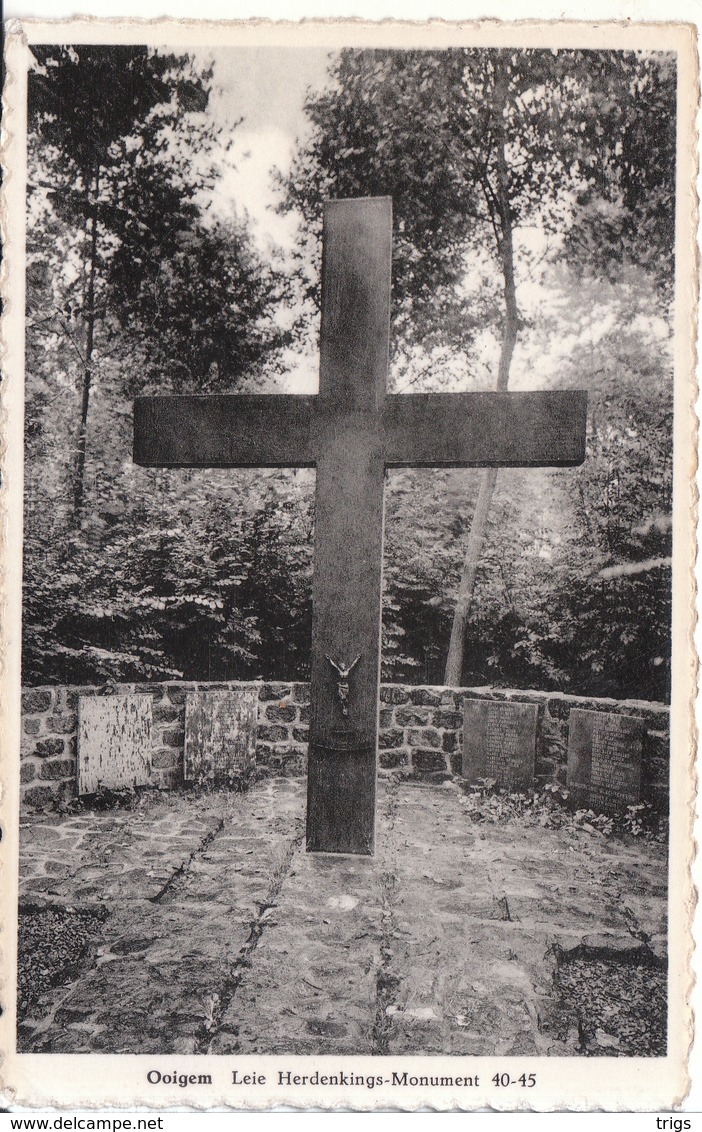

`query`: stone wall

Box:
[20,681,669,811]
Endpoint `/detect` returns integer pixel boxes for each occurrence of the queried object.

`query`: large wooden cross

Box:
[134,197,587,856]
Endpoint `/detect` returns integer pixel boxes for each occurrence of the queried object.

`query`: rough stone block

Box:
[379,748,408,769]
[158,768,181,789]
[56,688,80,711]
[541,714,566,740]
[34,738,65,758]
[546,695,571,721]
[268,744,306,774]
[153,704,181,724]
[378,728,405,749]
[39,758,76,781]
[412,748,447,773]
[379,709,394,728]
[635,704,670,727]
[441,731,458,753]
[536,757,557,779]
[152,748,178,769]
[255,683,280,701]
[292,726,309,742]
[22,688,52,713]
[266,703,296,724]
[57,780,77,803]
[162,728,185,747]
[20,762,37,783]
[259,725,289,743]
[410,687,442,706]
[380,686,409,704]
[46,712,78,734]
[23,785,58,808]
[643,730,669,763]
[449,751,463,775]
[291,683,310,704]
[165,683,197,705]
[408,727,441,749]
[436,710,462,730]
[271,682,294,697]
[22,717,41,736]
[298,704,310,724]
[396,706,431,726]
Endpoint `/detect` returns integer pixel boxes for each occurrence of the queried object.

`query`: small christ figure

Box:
[325,653,361,716]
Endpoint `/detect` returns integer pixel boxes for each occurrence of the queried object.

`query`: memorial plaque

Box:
[184,689,258,786]
[567,708,645,814]
[78,694,153,795]
[462,698,538,790]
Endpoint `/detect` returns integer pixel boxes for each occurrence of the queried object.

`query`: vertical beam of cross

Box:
[305,198,392,854]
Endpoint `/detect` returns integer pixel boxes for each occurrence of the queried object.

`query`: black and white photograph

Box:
[0,16,697,1111]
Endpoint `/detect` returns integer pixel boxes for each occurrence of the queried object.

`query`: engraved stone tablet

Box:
[184,690,258,786]
[462,698,538,790]
[567,708,645,814]
[78,694,153,796]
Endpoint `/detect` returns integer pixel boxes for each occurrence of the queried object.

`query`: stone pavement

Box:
[17,778,667,1056]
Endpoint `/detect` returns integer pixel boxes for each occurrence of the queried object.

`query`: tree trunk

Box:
[73,165,100,520]
[443,73,518,686]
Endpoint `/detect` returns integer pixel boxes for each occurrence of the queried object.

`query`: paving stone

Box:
[17,778,667,1058]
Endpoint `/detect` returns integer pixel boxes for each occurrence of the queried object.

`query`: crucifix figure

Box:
[325,653,362,717]
[134,196,586,856]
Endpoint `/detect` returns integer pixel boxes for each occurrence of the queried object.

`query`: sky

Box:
[179,47,334,392]
[193,47,333,253]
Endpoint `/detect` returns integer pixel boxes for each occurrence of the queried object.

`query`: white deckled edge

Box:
[0,20,30,1110]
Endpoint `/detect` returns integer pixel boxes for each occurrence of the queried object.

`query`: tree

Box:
[27,45,289,520]
[282,47,676,685]
[23,45,294,682]
[28,46,206,517]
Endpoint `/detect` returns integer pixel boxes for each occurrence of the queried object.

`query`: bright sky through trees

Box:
[180,46,671,398]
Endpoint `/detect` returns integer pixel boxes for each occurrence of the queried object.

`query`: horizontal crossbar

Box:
[382,390,588,467]
[134,389,587,470]
[134,394,318,468]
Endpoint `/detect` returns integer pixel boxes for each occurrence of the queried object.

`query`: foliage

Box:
[282,47,676,357]
[23,46,674,704]
[23,460,314,684]
[456,781,668,841]
[562,51,677,303]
